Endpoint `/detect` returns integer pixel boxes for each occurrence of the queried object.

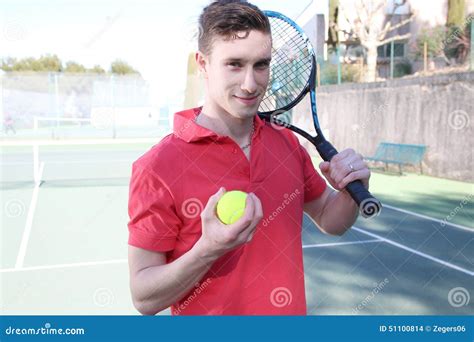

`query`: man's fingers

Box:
[339,168,371,189]
[201,187,226,221]
[330,152,366,187]
[240,193,263,243]
[319,161,330,174]
[226,192,256,234]
[330,148,354,163]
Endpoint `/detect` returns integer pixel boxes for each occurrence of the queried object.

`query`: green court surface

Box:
[1,143,472,315]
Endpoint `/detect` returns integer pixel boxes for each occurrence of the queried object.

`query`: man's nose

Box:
[241,67,258,94]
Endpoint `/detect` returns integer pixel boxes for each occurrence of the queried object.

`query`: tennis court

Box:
[1,141,472,315]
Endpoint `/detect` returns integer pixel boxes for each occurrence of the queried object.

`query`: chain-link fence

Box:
[1,72,171,139]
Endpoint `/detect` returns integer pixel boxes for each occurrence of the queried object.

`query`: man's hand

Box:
[195,188,263,261]
[319,148,370,191]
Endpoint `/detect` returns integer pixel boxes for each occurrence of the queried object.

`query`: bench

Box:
[365,142,427,174]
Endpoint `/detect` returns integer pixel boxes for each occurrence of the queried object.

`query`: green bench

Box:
[365,142,427,174]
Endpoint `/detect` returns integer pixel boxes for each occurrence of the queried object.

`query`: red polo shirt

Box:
[128,107,327,315]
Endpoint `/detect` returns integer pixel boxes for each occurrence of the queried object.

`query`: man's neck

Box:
[197,103,254,144]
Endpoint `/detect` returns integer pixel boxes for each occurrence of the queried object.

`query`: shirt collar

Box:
[173,107,265,143]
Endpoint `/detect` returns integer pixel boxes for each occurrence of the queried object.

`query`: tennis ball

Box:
[216,190,248,225]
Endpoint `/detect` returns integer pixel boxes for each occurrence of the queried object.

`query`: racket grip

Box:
[315,139,382,218]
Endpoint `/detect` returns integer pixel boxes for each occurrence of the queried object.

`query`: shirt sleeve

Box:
[127,163,182,252]
[299,143,327,203]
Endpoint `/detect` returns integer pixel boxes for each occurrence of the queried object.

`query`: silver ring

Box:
[349,163,354,172]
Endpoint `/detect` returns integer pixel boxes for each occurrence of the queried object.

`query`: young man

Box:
[128,0,370,315]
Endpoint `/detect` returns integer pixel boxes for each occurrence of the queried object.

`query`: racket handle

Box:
[315,139,382,218]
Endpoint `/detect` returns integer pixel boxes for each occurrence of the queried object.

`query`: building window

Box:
[377,43,405,58]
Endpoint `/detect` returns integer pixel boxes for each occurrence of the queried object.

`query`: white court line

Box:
[383,204,473,232]
[1,160,133,166]
[352,226,474,277]
[14,162,44,269]
[0,138,159,147]
[303,239,381,248]
[2,259,127,273]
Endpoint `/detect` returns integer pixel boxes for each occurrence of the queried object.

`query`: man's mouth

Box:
[234,95,259,106]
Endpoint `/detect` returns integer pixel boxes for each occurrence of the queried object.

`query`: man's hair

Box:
[198,0,271,55]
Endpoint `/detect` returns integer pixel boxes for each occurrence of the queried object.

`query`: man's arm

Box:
[128,188,263,315]
[128,242,218,315]
[304,148,370,236]
[304,187,358,236]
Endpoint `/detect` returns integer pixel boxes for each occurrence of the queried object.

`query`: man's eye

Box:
[255,62,270,69]
[228,62,242,68]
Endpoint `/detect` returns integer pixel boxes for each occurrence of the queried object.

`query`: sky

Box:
[1,0,313,107]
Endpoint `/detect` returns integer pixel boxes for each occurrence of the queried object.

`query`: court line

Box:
[352,226,474,277]
[14,162,44,269]
[303,239,381,248]
[0,138,159,147]
[2,259,127,273]
[383,204,473,232]
[1,160,134,166]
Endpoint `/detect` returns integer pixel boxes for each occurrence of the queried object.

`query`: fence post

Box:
[390,40,394,78]
[337,45,341,84]
[471,19,473,71]
[110,74,116,139]
[316,62,321,87]
[423,41,428,73]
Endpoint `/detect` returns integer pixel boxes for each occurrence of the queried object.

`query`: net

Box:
[259,16,313,113]
[0,139,158,188]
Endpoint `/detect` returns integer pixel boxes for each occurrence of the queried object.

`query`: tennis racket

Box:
[258,11,382,218]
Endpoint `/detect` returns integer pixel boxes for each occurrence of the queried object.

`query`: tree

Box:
[447,0,465,27]
[345,0,414,82]
[327,0,340,50]
[88,65,106,74]
[445,0,469,64]
[110,60,140,75]
[1,54,63,72]
[1,57,17,71]
[412,25,446,59]
[36,54,63,72]
[64,61,87,73]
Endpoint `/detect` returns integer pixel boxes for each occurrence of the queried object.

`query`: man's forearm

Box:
[318,189,358,235]
[131,240,217,315]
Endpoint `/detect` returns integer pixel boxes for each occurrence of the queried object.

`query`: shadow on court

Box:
[1,146,472,315]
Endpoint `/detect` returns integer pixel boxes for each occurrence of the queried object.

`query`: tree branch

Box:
[377,33,411,46]
[378,14,415,40]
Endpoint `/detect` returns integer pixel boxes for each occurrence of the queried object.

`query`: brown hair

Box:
[198,0,271,55]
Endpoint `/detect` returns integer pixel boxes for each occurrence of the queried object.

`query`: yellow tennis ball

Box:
[216,190,248,225]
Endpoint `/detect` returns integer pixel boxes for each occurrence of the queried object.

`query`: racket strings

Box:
[260,17,313,113]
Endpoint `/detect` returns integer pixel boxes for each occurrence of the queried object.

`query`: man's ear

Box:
[195,51,209,78]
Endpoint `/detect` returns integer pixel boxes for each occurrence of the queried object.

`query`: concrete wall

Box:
[293,72,474,182]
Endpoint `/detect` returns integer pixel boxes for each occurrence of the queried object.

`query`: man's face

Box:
[199,30,272,120]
